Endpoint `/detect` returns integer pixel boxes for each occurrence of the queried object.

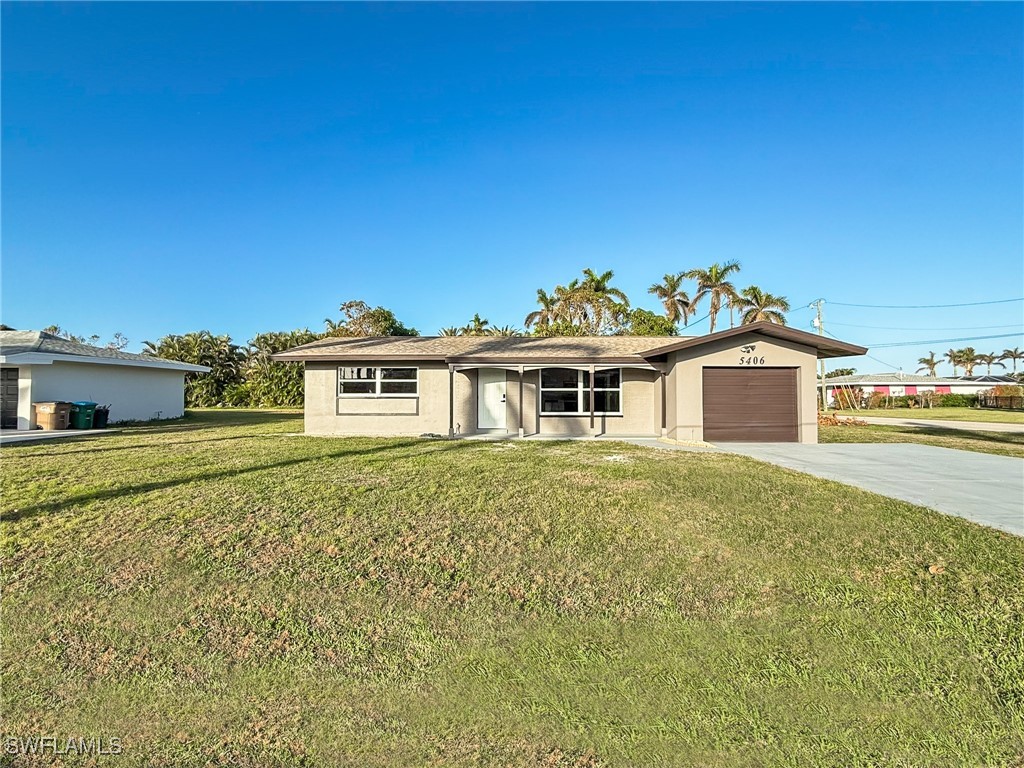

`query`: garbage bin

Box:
[93,406,110,429]
[33,402,72,430]
[70,401,98,429]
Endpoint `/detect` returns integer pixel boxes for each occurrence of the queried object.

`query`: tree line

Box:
[917,347,1023,377]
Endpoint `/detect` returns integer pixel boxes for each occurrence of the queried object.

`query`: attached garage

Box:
[702,367,799,442]
[275,321,867,444]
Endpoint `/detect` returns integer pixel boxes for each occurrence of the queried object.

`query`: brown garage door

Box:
[702,367,799,442]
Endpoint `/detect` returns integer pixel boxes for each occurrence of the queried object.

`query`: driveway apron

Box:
[719,443,1024,537]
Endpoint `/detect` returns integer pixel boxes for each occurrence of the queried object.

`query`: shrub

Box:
[986,384,1024,397]
[938,393,978,407]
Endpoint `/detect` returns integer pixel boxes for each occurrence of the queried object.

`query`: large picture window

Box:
[539,368,621,415]
[338,367,418,397]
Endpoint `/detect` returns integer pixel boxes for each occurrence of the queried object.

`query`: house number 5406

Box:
[739,355,766,365]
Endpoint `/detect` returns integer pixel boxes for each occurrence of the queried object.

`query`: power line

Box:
[823,329,899,371]
[866,332,1024,349]
[829,297,1023,309]
[829,321,1023,332]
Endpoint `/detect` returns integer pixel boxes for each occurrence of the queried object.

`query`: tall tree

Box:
[438,326,463,336]
[734,286,790,325]
[324,300,418,337]
[236,329,322,407]
[578,268,630,334]
[143,331,245,407]
[647,273,692,326]
[620,308,678,337]
[916,352,940,377]
[975,353,1006,375]
[485,325,523,337]
[683,261,742,333]
[944,348,961,377]
[529,269,631,336]
[957,347,979,377]
[462,313,491,336]
[523,289,559,332]
[1000,347,1024,374]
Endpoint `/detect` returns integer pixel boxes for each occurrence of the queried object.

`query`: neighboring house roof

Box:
[825,373,970,385]
[0,330,210,372]
[953,375,1017,383]
[273,322,867,364]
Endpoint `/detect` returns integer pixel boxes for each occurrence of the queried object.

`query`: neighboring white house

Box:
[823,372,1017,403]
[0,330,209,430]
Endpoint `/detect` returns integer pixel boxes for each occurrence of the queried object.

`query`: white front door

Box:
[477,368,507,429]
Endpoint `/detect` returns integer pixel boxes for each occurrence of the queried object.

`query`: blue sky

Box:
[3,2,1022,374]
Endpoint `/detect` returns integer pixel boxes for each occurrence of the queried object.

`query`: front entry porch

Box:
[448,363,667,439]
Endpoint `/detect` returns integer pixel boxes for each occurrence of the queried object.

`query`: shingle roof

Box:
[273,322,868,363]
[824,373,961,385]
[0,330,209,372]
[272,334,673,363]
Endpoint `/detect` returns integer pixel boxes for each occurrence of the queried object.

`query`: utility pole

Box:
[810,299,827,411]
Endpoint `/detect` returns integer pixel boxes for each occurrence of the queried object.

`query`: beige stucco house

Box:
[274,322,865,443]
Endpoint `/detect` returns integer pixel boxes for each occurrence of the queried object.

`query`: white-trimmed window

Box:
[539,368,622,415]
[338,367,418,397]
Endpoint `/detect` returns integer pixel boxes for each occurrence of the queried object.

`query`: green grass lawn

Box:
[821,423,1024,459]
[832,407,1024,424]
[2,410,1023,767]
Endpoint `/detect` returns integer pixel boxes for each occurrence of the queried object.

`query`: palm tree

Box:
[944,348,960,376]
[916,352,940,377]
[438,326,462,336]
[975,353,1006,375]
[734,286,790,325]
[524,289,559,332]
[683,261,742,334]
[462,313,491,336]
[648,273,692,326]
[486,325,522,337]
[579,268,630,334]
[958,347,979,377]
[1000,347,1024,374]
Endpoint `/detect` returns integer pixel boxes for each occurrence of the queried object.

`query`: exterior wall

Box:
[304,361,475,436]
[304,363,660,437]
[27,361,187,425]
[668,333,819,444]
[534,367,659,437]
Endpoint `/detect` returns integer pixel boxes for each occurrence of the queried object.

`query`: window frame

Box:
[337,366,419,398]
[539,367,623,416]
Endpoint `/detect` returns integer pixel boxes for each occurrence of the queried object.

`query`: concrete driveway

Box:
[856,416,1024,433]
[721,443,1024,537]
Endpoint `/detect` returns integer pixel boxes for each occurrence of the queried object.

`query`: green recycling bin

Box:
[70,401,98,429]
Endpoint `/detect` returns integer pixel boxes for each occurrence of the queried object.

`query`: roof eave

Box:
[640,322,867,359]
[0,351,210,372]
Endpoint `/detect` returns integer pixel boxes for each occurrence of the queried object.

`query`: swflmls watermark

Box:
[3,735,123,756]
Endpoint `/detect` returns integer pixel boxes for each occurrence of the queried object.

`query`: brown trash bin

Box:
[33,402,72,430]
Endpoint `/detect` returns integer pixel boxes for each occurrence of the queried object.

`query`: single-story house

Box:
[0,330,209,430]
[273,322,866,443]
[824,372,1017,403]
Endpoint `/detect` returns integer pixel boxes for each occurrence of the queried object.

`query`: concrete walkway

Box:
[855,416,1024,433]
[719,443,1024,537]
[0,428,116,445]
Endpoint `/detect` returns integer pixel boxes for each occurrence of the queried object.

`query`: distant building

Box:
[823,372,1015,402]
